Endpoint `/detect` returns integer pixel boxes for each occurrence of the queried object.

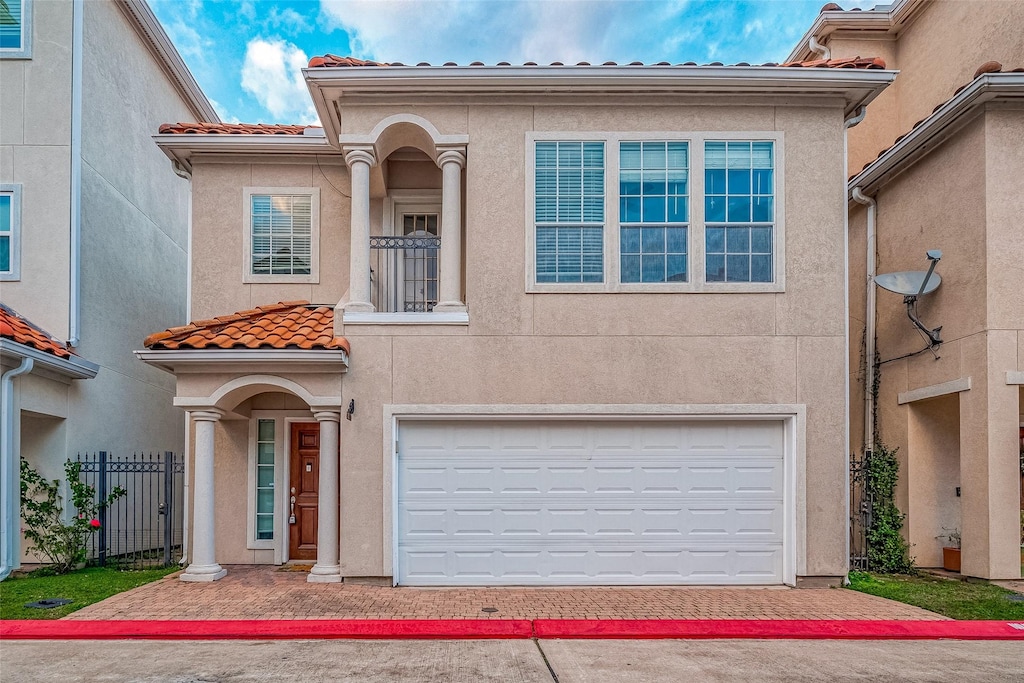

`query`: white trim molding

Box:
[0,339,98,380]
[0,184,22,281]
[897,377,972,405]
[1005,371,1024,386]
[381,403,806,587]
[0,0,32,59]
[135,348,349,374]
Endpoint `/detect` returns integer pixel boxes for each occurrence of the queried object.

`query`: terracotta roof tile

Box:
[0,303,72,358]
[855,61,1023,177]
[144,301,349,353]
[158,123,317,135]
[307,54,886,70]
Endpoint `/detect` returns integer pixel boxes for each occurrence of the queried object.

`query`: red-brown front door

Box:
[289,423,319,561]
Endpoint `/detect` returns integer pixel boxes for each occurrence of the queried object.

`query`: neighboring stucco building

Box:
[0,0,217,575]
[140,55,894,587]
[789,0,1023,579]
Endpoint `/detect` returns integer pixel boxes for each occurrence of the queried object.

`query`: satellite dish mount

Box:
[874,250,943,352]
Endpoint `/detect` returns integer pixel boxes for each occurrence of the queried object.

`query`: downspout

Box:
[809,36,831,60]
[68,0,84,347]
[170,161,192,565]
[842,106,867,583]
[851,187,877,458]
[0,357,34,581]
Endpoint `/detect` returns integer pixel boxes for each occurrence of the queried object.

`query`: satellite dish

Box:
[874,271,942,297]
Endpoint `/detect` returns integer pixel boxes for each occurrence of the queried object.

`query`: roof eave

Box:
[0,339,99,380]
[135,348,350,374]
[786,0,928,63]
[848,72,1024,197]
[153,134,336,172]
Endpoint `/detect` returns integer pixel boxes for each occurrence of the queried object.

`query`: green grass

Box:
[0,565,179,620]
[848,571,1024,620]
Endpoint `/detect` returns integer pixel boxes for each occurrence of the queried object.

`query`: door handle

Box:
[289,489,296,524]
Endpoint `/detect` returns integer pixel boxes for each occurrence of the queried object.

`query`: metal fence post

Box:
[163,451,173,566]
[97,451,107,567]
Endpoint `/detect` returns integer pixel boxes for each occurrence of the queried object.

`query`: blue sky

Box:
[149,0,878,125]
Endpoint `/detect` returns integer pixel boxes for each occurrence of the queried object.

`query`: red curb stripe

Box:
[533,619,1024,640]
[2,619,1022,641]
[0,620,533,640]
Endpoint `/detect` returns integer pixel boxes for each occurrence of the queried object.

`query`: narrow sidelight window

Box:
[255,419,275,540]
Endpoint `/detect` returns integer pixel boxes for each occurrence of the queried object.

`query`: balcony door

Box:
[398,211,439,312]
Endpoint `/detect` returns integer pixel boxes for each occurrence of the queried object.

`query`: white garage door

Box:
[396,419,787,586]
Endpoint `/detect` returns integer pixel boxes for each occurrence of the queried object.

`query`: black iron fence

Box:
[850,449,872,571]
[369,234,441,312]
[75,451,185,570]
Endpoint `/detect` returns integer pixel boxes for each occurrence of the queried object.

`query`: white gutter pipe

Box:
[842,107,867,583]
[809,36,831,60]
[0,357,34,581]
[68,0,84,347]
[851,187,877,457]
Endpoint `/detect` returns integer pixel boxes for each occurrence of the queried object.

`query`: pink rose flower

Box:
[89,519,101,528]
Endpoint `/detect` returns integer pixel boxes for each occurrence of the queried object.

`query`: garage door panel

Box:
[397,419,787,585]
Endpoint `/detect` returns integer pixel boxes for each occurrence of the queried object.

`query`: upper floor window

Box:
[528,133,783,293]
[0,184,21,281]
[242,187,320,284]
[534,141,605,284]
[0,0,32,58]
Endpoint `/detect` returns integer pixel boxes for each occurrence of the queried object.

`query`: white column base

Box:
[307,564,343,583]
[342,300,375,313]
[432,301,468,314]
[180,563,227,582]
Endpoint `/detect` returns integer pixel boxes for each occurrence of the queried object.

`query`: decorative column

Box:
[343,147,376,313]
[434,148,467,313]
[180,409,226,582]
[308,410,342,583]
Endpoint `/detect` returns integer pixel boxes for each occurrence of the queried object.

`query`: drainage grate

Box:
[25,598,73,609]
[1005,595,1024,602]
[481,607,499,613]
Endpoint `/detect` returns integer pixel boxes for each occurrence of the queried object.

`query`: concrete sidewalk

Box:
[64,566,945,621]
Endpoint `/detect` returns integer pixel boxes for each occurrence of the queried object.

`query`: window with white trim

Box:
[534,141,605,283]
[0,184,21,281]
[243,188,320,283]
[254,419,275,541]
[0,0,31,58]
[528,134,782,292]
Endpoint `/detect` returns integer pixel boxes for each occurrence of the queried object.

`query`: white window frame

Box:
[0,0,32,60]
[525,132,785,294]
[0,183,22,281]
[246,411,313,564]
[242,187,320,284]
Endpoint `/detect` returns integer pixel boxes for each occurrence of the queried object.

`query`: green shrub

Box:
[866,442,914,573]
[20,458,126,574]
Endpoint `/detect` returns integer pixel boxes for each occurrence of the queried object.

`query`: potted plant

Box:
[939,527,961,572]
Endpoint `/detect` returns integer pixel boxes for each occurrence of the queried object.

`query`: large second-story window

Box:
[0,0,31,58]
[535,141,605,283]
[704,141,774,283]
[243,188,319,284]
[619,141,689,283]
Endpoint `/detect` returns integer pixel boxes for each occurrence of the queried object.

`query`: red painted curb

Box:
[0,619,533,640]
[2,619,1022,641]
[533,619,1024,640]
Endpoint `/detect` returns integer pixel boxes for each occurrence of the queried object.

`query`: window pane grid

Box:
[251,195,312,276]
[0,193,11,273]
[255,419,275,540]
[536,141,604,282]
[705,141,774,283]
[619,141,688,283]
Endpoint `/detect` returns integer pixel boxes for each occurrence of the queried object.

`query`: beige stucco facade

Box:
[1,0,215,569]
[815,0,1024,578]
[151,54,898,586]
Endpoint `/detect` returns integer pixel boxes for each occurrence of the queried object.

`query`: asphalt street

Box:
[2,638,1023,682]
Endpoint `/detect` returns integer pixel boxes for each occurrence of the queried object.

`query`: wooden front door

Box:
[289,423,319,561]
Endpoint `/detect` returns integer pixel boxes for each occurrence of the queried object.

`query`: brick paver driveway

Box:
[65,566,945,621]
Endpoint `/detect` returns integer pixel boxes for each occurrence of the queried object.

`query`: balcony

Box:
[369,234,440,313]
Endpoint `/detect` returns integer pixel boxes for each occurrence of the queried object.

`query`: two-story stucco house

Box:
[789,0,1023,580]
[138,54,895,587]
[0,0,217,576]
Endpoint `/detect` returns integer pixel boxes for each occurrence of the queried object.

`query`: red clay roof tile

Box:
[144,301,349,353]
[0,303,73,358]
[307,54,886,70]
[158,123,316,135]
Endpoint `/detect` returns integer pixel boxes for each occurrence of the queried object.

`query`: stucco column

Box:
[181,410,226,582]
[343,148,376,313]
[308,410,342,583]
[434,148,467,313]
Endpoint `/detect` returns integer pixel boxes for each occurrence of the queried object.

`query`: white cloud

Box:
[241,37,319,124]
